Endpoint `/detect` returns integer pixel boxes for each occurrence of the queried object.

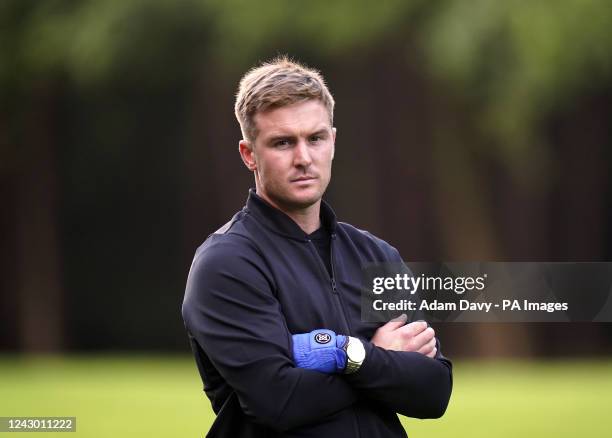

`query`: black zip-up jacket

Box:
[182,190,452,437]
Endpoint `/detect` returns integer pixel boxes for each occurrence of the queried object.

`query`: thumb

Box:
[381,313,408,332]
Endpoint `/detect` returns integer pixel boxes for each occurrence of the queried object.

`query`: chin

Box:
[282,190,322,209]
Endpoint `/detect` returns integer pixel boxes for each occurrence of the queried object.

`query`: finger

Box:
[426,347,437,358]
[410,327,435,351]
[380,313,408,332]
[391,314,408,323]
[418,337,437,355]
[397,320,428,338]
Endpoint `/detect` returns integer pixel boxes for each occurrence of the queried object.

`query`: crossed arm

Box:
[182,239,452,432]
[293,317,453,418]
[293,316,438,373]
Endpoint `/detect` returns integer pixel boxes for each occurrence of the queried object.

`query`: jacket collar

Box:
[245,188,337,241]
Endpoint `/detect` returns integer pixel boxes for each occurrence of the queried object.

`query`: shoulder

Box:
[336,222,402,262]
[191,230,263,275]
[337,222,392,247]
[184,209,272,293]
[192,210,260,264]
[183,219,274,317]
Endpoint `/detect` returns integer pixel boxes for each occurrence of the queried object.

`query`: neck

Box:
[256,191,322,234]
[284,203,321,235]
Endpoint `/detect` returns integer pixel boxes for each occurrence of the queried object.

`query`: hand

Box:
[371,314,437,358]
[292,329,348,374]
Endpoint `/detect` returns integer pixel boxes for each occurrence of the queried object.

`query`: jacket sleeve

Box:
[344,338,453,418]
[182,235,357,432]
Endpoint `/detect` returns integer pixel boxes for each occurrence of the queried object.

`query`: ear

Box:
[239,140,257,171]
[331,127,337,160]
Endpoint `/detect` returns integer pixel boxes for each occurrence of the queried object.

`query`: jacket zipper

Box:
[308,233,360,438]
[329,233,353,335]
[305,236,351,334]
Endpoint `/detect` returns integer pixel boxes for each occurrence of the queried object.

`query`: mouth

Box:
[291,176,317,182]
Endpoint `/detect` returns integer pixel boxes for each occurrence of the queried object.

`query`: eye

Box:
[309,134,324,143]
[274,139,291,148]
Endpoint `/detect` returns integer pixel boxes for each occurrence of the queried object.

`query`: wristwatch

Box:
[342,336,366,374]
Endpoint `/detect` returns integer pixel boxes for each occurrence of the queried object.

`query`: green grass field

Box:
[1,356,610,437]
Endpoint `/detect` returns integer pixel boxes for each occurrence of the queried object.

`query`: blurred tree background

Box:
[1,0,612,357]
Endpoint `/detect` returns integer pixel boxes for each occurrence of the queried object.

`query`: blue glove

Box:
[292,329,348,374]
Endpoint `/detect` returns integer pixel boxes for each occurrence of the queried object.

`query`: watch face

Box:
[347,340,366,362]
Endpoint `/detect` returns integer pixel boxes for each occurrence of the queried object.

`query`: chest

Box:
[260,237,380,340]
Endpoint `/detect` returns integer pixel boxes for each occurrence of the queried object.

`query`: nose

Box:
[293,139,312,168]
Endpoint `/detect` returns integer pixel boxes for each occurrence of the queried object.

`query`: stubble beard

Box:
[269,175,330,213]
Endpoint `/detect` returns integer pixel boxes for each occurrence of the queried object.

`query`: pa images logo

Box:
[314,333,332,344]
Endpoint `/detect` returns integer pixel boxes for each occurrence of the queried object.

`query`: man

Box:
[182,57,452,437]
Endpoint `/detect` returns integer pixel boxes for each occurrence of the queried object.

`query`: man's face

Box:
[240,100,336,212]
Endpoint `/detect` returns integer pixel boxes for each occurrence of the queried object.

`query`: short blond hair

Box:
[235,56,335,142]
